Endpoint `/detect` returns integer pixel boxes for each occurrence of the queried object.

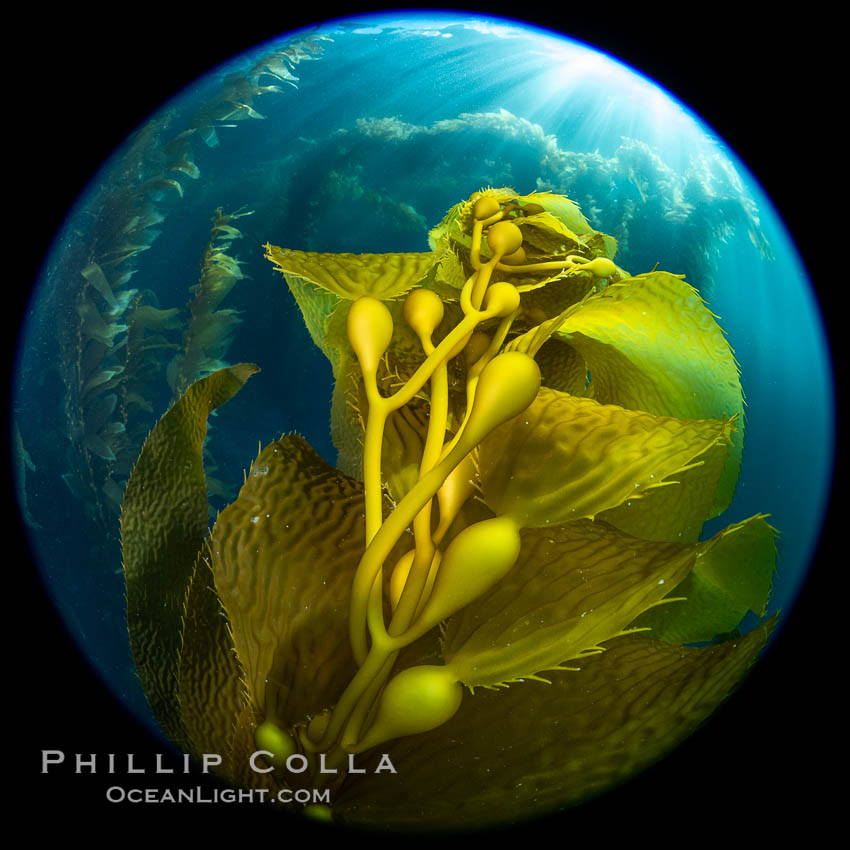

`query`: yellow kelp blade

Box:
[514,211,583,255]
[208,434,411,727]
[595,432,731,543]
[557,271,744,518]
[478,386,733,530]
[521,190,596,237]
[442,517,741,689]
[381,400,431,502]
[282,273,341,366]
[121,363,258,749]
[334,620,773,831]
[265,244,437,300]
[633,515,778,644]
[505,289,592,359]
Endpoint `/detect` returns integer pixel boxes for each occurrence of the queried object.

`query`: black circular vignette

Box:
[12,3,837,837]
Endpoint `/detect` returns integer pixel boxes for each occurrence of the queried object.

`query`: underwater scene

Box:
[14,8,836,835]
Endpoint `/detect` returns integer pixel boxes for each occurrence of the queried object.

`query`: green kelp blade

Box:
[121,363,258,749]
[265,244,437,300]
[208,434,412,727]
[556,271,744,519]
[335,620,774,831]
[633,515,779,644]
[442,518,735,689]
[478,386,733,531]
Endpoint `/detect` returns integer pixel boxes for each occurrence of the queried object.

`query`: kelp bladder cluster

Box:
[121,188,777,831]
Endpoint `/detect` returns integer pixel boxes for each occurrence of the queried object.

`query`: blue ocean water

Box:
[12,9,835,820]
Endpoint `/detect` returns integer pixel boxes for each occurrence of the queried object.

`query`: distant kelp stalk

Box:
[50,33,330,532]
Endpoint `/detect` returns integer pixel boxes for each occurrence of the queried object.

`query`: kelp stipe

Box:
[121,188,778,831]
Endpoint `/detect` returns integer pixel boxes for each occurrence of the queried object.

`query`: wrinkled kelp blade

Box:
[121,363,258,746]
[177,552,248,771]
[597,437,729,544]
[265,244,436,300]
[633,515,778,644]
[336,620,774,831]
[443,518,730,688]
[282,273,341,367]
[209,434,411,726]
[478,387,733,530]
[557,272,744,517]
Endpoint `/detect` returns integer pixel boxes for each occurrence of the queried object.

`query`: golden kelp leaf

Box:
[520,191,595,236]
[633,515,778,644]
[382,401,430,502]
[597,434,730,543]
[209,434,411,726]
[534,337,590,395]
[330,352,366,479]
[515,211,583,256]
[519,274,601,326]
[265,244,436,300]
[280,274,341,366]
[121,363,258,747]
[335,620,773,831]
[443,519,717,688]
[557,271,744,517]
[176,552,247,774]
[496,267,576,294]
[431,249,469,293]
[478,387,733,529]
[579,229,619,260]
[505,291,592,359]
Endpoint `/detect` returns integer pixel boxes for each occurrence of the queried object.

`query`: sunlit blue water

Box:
[12,11,835,751]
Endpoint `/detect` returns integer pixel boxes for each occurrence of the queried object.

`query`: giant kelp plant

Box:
[121,188,777,830]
